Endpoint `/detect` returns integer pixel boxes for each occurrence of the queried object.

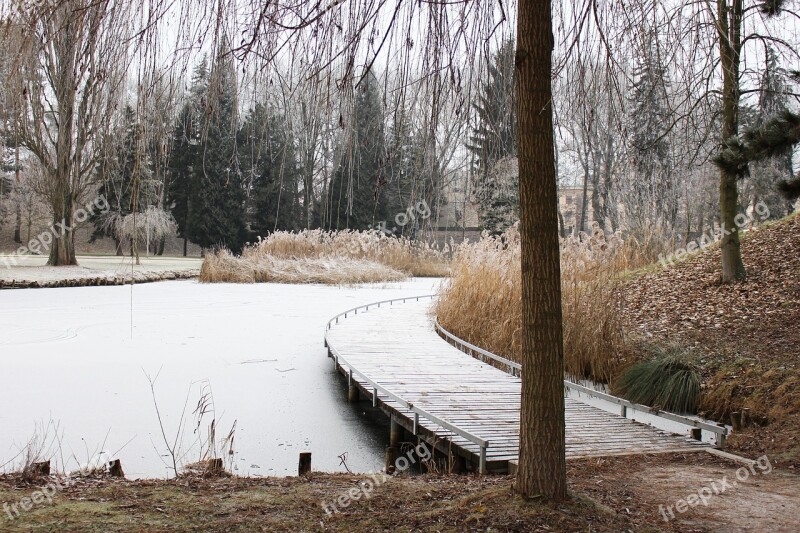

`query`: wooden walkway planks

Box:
[325,297,708,473]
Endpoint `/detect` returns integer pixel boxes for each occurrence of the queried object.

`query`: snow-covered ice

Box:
[0,278,441,478]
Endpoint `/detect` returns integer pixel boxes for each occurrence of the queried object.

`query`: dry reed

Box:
[200,230,452,284]
[436,223,636,383]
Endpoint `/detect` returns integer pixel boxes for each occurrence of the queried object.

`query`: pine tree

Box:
[167,58,207,256]
[327,73,388,230]
[466,39,518,234]
[714,58,800,204]
[240,103,301,237]
[167,53,247,254]
[745,48,795,215]
[627,40,675,231]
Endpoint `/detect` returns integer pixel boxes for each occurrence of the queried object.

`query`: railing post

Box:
[620,405,627,418]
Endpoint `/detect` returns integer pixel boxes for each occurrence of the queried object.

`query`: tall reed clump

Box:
[436,223,631,384]
[200,230,453,284]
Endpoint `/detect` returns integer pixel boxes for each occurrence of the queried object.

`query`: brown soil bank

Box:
[622,213,800,469]
[1,452,798,532]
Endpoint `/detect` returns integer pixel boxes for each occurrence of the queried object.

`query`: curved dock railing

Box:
[434,321,730,447]
[325,294,492,473]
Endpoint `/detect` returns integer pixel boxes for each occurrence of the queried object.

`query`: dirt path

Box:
[570,451,800,532]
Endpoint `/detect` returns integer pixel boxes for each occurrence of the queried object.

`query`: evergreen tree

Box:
[746,48,794,216]
[627,40,676,230]
[466,39,518,233]
[240,103,301,237]
[327,73,388,230]
[716,108,800,202]
[167,53,247,254]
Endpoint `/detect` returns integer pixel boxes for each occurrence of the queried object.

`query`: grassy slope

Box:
[621,212,800,468]
[6,452,798,532]
[0,472,639,532]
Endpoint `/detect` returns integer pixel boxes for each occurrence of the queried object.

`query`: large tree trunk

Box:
[47,194,77,266]
[515,0,568,501]
[718,0,746,282]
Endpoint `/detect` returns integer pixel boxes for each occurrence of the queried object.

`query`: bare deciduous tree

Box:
[4,0,129,265]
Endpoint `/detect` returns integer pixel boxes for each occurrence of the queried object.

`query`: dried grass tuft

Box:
[200,230,452,284]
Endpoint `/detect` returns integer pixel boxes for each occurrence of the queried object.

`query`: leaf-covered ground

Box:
[622,213,800,469]
[2,452,798,532]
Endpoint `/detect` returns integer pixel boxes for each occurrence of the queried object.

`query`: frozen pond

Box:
[0,278,441,478]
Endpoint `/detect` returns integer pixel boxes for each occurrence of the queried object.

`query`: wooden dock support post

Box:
[348,384,359,402]
[390,417,402,447]
[298,452,312,476]
[690,428,702,441]
[450,454,467,474]
[348,369,359,402]
[620,405,627,418]
[385,447,397,474]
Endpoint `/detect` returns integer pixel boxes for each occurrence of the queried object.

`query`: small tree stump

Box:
[31,461,50,476]
[741,408,750,428]
[298,452,312,476]
[207,458,224,474]
[384,447,397,474]
[108,459,125,478]
[731,411,742,431]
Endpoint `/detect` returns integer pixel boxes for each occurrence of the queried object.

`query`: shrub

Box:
[612,349,701,414]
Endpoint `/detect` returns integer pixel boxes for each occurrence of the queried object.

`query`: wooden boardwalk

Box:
[325,296,709,473]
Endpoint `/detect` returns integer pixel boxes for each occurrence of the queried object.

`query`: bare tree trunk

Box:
[48,194,77,266]
[515,0,568,501]
[14,206,22,244]
[578,171,589,233]
[13,143,22,244]
[718,0,746,282]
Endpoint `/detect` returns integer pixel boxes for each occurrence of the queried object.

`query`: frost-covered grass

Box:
[0,255,202,283]
[200,230,453,284]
